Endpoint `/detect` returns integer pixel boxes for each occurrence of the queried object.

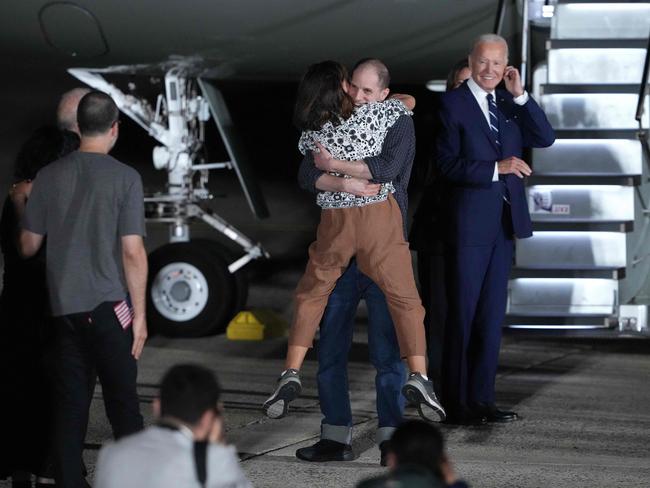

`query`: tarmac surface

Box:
[1,177,649,488]
[84,318,650,488]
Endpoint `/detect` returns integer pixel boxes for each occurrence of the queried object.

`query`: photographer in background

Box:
[95,364,252,488]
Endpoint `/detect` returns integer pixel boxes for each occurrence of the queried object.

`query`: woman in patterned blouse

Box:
[264,61,445,425]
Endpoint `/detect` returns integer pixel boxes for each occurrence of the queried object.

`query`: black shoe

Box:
[443,412,488,426]
[296,439,354,462]
[477,406,518,423]
[379,441,390,467]
[35,480,56,488]
[11,480,32,488]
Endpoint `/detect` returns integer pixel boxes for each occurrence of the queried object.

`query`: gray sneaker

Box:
[402,373,446,422]
[263,369,302,419]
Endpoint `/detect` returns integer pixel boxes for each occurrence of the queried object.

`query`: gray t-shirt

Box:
[95,426,252,488]
[23,151,146,316]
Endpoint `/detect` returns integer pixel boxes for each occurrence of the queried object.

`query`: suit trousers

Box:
[288,195,426,357]
[416,250,447,392]
[53,301,143,488]
[442,215,514,413]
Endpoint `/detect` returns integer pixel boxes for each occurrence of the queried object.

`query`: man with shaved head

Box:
[56,87,91,135]
[436,34,554,425]
[295,58,425,464]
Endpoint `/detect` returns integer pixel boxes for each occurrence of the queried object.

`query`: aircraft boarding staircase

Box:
[506,0,650,335]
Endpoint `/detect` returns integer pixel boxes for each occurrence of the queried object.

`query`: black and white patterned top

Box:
[298,99,411,210]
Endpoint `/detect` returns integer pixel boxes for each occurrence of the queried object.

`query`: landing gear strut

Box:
[69,63,268,336]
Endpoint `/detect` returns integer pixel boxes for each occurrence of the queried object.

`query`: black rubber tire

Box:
[147,241,233,337]
[194,239,249,331]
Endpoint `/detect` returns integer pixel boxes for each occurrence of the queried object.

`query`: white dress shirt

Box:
[466,77,529,181]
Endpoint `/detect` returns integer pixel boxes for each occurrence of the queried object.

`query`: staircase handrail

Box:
[636,32,650,127]
[494,0,530,88]
[493,0,509,34]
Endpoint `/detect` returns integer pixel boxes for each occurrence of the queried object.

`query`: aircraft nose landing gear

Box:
[69,64,269,337]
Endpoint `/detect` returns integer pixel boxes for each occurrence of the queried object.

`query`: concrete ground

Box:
[77,323,650,488]
[1,178,649,487]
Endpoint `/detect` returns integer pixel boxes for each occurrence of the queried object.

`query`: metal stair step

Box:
[511,268,626,279]
[515,231,627,269]
[504,312,614,334]
[507,277,618,317]
[557,1,650,3]
[554,129,642,139]
[505,316,612,328]
[548,39,648,49]
[532,139,643,176]
[548,48,647,83]
[508,305,614,317]
[528,176,639,186]
[532,221,633,233]
[541,84,642,94]
[527,185,634,223]
[542,93,648,129]
[504,322,614,333]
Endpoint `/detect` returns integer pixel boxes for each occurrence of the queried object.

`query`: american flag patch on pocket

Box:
[114,299,134,329]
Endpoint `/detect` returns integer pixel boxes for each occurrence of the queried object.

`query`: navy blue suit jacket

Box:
[435,81,555,246]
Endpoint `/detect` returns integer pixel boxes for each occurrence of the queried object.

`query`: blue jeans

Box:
[317,259,405,445]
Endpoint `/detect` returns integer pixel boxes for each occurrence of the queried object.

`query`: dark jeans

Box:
[53,301,143,488]
[317,260,405,445]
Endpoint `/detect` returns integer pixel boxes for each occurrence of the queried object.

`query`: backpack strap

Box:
[157,421,208,487]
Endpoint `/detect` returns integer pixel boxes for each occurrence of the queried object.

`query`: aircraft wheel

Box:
[194,239,250,333]
[147,241,233,337]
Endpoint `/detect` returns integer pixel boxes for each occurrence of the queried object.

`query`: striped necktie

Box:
[486,93,501,147]
[487,93,509,203]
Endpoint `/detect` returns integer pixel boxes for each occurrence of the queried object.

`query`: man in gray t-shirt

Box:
[23,150,145,316]
[19,90,148,488]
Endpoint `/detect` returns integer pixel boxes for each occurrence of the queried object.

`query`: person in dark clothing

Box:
[293,59,423,465]
[445,59,472,92]
[19,91,148,488]
[356,420,469,488]
[409,59,471,393]
[437,35,553,424]
[0,126,79,487]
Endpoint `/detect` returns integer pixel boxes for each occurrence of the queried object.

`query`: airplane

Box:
[3,1,647,338]
[0,0,499,337]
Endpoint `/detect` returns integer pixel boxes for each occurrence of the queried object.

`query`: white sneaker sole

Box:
[263,379,302,419]
[402,382,446,422]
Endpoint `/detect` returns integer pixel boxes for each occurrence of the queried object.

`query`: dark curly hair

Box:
[293,60,355,131]
[14,126,79,181]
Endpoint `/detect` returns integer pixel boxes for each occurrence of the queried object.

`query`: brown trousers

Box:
[288,195,426,357]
